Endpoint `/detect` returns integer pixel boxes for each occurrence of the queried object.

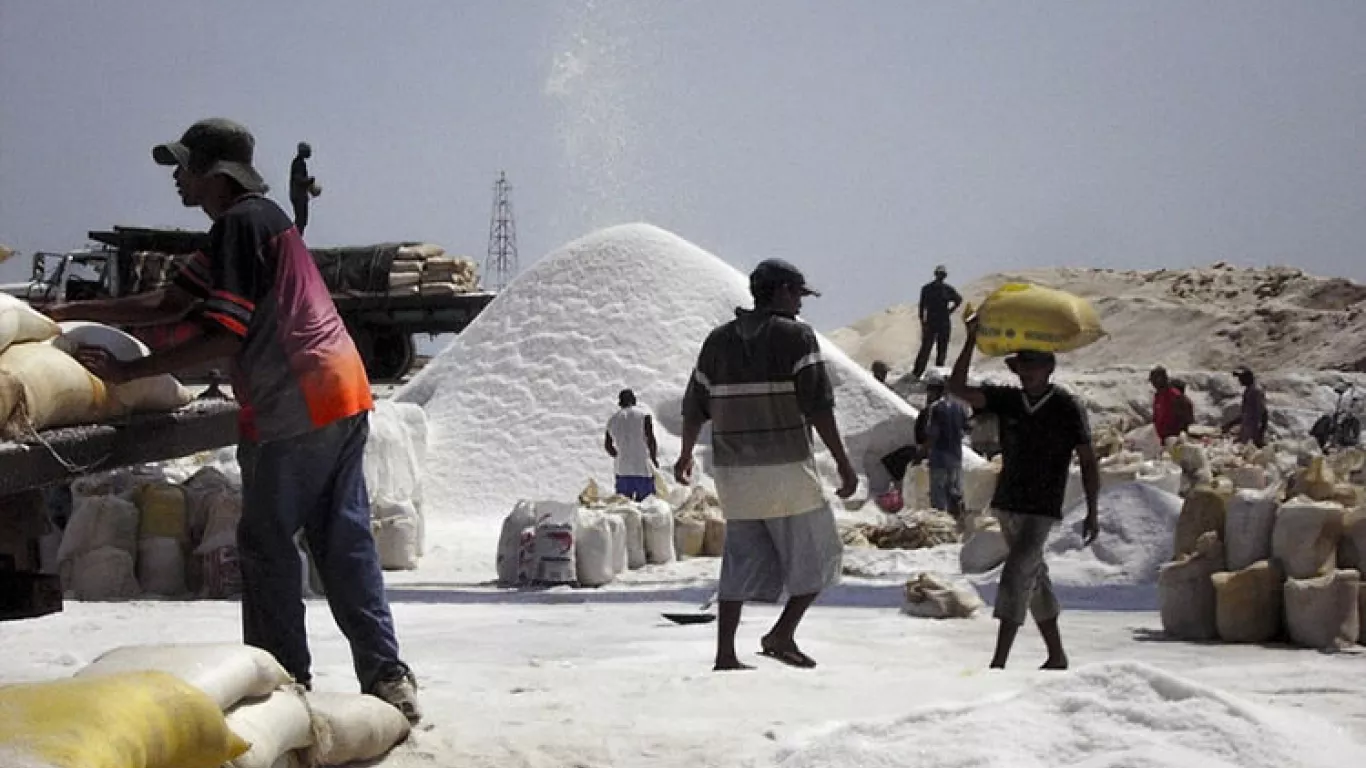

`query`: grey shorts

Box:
[718,505,843,603]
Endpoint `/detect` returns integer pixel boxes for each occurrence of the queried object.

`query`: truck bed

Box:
[332,290,497,335]
[0,401,240,498]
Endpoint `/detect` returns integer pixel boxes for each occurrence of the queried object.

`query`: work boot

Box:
[369,665,422,724]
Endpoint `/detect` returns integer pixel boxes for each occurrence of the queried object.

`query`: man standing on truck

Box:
[675,258,858,671]
[912,265,962,380]
[947,314,1100,671]
[48,118,420,722]
[605,388,659,501]
[290,142,319,235]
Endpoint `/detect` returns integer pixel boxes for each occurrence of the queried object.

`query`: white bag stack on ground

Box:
[195,488,243,555]
[364,401,423,507]
[497,501,539,586]
[674,516,706,558]
[0,292,59,352]
[702,516,726,557]
[1272,497,1345,579]
[0,341,111,437]
[900,572,984,619]
[1158,531,1225,641]
[52,321,192,414]
[1135,461,1182,496]
[134,481,189,596]
[640,497,676,565]
[224,686,315,768]
[307,692,412,766]
[959,516,1009,574]
[1284,569,1360,650]
[69,547,141,600]
[605,514,628,575]
[57,494,141,598]
[373,501,421,571]
[1224,487,1280,572]
[1212,560,1283,643]
[534,501,578,585]
[962,463,1000,514]
[573,508,616,587]
[136,538,186,596]
[1339,510,1366,571]
[605,502,647,569]
[1230,464,1271,491]
[76,643,293,711]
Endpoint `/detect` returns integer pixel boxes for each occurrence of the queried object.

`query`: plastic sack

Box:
[0,670,248,768]
[52,321,191,414]
[1212,560,1283,643]
[69,546,141,601]
[497,501,538,586]
[606,503,646,570]
[76,642,293,711]
[0,292,60,354]
[137,537,187,596]
[363,401,422,507]
[57,494,139,566]
[1291,456,1337,502]
[1340,510,1366,571]
[534,502,578,585]
[702,516,727,557]
[604,513,628,574]
[674,516,706,558]
[1223,487,1279,572]
[224,686,315,768]
[959,518,1009,574]
[1158,531,1224,641]
[640,497,676,565]
[1173,488,1228,559]
[962,463,1001,514]
[373,501,420,571]
[969,283,1104,357]
[306,692,411,767]
[1272,497,1345,579]
[574,508,616,587]
[135,482,188,542]
[200,546,244,599]
[1284,570,1360,650]
[901,572,984,619]
[195,489,242,555]
[0,341,111,437]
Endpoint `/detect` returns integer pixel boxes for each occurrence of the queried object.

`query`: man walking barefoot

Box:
[948,314,1100,670]
[676,259,858,671]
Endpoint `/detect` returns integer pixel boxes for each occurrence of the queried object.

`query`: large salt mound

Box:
[770,661,1363,767]
[398,223,950,519]
[1046,482,1182,586]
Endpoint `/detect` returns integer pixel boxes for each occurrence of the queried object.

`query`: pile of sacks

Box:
[0,300,192,437]
[363,401,430,571]
[1158,455,1366,650]
[846,509,960,552]
[372,243,480,297]
[0,642,411,768]
[900,571,984,620]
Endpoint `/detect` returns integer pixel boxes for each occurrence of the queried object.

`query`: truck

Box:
[2,225,497,382]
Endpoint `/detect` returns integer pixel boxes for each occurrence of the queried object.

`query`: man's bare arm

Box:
[47,286,196,327]
[644,415,659,467]
[604,430,617,458]
[947,318,987,410]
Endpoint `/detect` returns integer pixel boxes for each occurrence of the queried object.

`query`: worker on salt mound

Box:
[604,388,660,501]
[51,118,420,722]
[1150,366,1190,444]
[675,258,858,671]
[948,316,1101,671]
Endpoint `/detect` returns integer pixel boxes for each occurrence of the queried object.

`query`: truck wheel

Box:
[365,330,416,382]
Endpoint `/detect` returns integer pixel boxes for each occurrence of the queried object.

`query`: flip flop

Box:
[757,645,817,669]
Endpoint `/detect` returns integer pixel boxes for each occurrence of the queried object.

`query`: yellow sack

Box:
[0,671,249,768]
[0,341,112,438]
[0,293,60,355]
[968,283,1104,357]
[135,482,188,542]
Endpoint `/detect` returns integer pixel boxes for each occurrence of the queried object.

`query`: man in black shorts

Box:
[948,315,1100,670]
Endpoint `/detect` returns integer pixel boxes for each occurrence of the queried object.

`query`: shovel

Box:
[662,591,717,625]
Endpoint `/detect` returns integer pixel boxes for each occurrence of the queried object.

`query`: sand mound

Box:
[770,661,1362,767]
[398,223,944,519]
[830,264,1366,374]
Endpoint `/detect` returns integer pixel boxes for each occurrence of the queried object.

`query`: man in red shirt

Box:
[50,119,420,722]
[1149,366,1187,444]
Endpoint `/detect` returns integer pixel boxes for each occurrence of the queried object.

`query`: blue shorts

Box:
[615,475,656,501]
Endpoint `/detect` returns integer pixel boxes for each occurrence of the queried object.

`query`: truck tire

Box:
[363,329,416,383]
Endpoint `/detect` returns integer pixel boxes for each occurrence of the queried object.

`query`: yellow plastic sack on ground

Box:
[0,341,111,437]
[135,483,188,542]
[0,670,249,768]
[969,283,1105,357]
[0,293,60,355]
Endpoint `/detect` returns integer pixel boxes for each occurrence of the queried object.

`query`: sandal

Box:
[758,641,817,669]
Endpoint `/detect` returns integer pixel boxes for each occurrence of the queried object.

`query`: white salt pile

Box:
[769,661,1364,767]
[1046,482,1183,586]
[398,223,944,520]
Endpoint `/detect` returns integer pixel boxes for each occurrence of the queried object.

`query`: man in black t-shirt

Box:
[912,265,962,379]
[948,315,1100,670]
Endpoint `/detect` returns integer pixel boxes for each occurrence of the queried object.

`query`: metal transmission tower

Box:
[485,171,519,291]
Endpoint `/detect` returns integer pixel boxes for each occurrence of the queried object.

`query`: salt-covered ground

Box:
[4,566,1365,766]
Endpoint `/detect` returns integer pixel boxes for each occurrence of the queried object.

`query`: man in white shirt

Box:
[605,389,660,501]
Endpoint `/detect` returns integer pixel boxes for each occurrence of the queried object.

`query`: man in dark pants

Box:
[912,265,962,379]
[52,118,420,722]
[676,259,858,671]
[948,314,1100,671]
[290,141,318,235]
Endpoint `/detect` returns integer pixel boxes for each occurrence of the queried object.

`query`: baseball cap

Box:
[153,118,269,194]
[750,258,820,296]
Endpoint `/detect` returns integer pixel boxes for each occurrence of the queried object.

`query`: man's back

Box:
[607,405,652,477]
[927,397,969,468]
[919,281,961,325]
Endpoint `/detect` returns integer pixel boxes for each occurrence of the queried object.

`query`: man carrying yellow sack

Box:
[948,313,1100,670]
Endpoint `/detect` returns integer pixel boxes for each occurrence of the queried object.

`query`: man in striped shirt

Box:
[676,259,858,671]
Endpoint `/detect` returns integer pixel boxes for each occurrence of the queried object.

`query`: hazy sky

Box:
[2,1,1363,329]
